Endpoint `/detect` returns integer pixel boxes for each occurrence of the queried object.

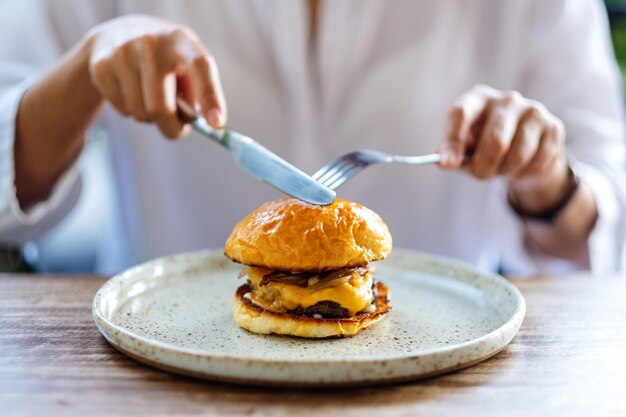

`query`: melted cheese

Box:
[244,267,374,316]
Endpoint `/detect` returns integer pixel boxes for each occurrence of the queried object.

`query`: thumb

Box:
[440,87,489,169]
[438,142,466,170]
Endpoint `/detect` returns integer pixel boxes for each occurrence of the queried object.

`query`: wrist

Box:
[507,156,580,224]
[508,157,570,214]
[70,35,102,104]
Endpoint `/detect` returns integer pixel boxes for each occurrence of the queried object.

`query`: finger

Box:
[187,54,227,128]
[471,93,524,179]
[499,106,544,177]
[515,121,564,179]
[441,85,492,168]
[140,57,188,139]
[111,49,149,122]
[89,60,129,116]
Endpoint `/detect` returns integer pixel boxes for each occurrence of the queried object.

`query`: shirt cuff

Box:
[574,161,620,274]
[0,78,81,243]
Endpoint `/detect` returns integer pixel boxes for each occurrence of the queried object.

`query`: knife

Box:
[177,98,335,206]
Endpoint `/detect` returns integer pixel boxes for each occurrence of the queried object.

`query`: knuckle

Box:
[508,90,523,100]
[193,54,209,69]
[133,33,157,54]
[90,59,111,83]
[117,40,134,56]
[552,118,566,140]
[191,54,213,72]
[526,104,543,120]
[110,46,131,67]
[499,90,522,106]
[492,105,509,120]
[529,98,546,110]
[169,25,194,40]
[162,26,200,62]
[545,124,563,145]
[139,32,157,44]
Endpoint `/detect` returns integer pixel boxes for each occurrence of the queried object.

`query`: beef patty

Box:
[289,301,349,318]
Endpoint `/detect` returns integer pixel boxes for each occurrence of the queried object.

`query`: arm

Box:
[14,39,101,207]
[14,14,228,208]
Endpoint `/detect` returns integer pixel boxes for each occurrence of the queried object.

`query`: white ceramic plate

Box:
[93,249,525,387]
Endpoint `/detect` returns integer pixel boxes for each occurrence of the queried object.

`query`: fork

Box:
[312,150,442,190]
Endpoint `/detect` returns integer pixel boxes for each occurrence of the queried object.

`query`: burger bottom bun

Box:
[233,281,391,338]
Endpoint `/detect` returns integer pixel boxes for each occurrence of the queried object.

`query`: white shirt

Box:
[1,0,625,274]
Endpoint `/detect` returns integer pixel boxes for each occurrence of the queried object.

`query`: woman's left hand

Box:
[440,84,570,213]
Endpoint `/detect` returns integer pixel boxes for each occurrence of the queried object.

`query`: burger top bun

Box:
[224,198,392,271]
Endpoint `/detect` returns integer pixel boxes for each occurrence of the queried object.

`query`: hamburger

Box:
[224,198,392,338]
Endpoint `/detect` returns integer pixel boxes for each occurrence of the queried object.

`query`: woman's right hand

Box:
[87,14,227,138]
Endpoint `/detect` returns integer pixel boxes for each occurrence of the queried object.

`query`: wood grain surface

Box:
[1,273,626,417]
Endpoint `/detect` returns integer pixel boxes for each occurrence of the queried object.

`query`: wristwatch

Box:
[507,164,580,223]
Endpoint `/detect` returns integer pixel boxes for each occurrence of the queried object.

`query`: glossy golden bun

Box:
[224,198,392,271]
[233,281,391,338]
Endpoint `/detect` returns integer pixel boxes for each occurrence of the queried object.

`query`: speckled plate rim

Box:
[92,249,526,385]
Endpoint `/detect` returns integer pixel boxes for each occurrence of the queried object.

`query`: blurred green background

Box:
[607,0,626,83]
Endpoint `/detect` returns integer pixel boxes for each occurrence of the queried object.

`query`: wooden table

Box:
[1,274,626,417]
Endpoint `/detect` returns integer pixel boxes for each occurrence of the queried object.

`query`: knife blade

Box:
[177,98,335,206]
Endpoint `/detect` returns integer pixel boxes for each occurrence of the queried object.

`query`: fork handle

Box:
[392,153,443,165]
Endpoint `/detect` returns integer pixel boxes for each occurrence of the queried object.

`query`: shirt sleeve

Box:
[0,0,115,244]
[501,0,626,275]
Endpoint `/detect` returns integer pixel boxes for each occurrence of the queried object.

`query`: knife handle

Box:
[176,97,228,147]
[176,96,200,124]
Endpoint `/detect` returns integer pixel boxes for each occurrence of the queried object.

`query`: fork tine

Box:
[323,163,364,190]
[314,158,354,184]
[312,151,361,181]
[314,149,439,191]
[312,158,342,181]
[318,159,359,186]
